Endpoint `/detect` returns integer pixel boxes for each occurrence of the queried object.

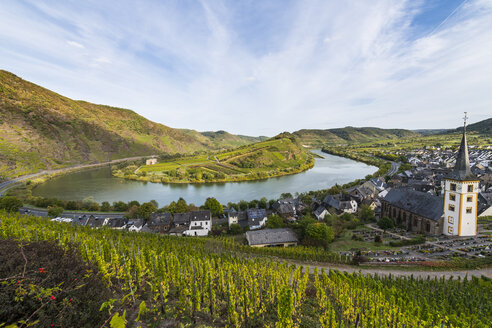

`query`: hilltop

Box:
[293,127,420,147]
[0,71,260,180]
[114,134,314,183]
[180,129,267,149]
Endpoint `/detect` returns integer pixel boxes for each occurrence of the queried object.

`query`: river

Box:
[32,150,376,205]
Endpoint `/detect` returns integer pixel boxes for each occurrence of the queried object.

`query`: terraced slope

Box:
[113,134,314,183]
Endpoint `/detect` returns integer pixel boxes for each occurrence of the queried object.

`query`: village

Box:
[39,128,492,266]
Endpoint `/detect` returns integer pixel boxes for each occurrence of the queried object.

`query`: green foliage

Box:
[203,197,223,216]
[47,205,63,217]
[110,311,127,328]
[304,223,334,248]
[228,223,242,235]
[136,202,157,220]
[378,216,395,230]
[266,214,286,229]
[1,211,491,327]
[0,196,23,212]
[389,235,426,247]
[358,205,376,222]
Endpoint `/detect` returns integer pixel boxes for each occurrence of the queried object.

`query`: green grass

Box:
[116,136,315,183]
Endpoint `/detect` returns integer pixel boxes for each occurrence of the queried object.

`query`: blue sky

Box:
[1,0,491,136]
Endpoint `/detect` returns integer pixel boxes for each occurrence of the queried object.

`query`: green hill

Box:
[114,134,314,183]
[293,127,421,147]
[179,129,267,149]
[456,117,492,135]
[0,71,262,180]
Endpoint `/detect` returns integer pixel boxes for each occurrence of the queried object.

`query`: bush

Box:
[374,235,383,243]
[47,206,64,218]
[377,216,395,230]
[304,223,334,249]
[0,196,23,212]
[229,223,243,235]
[0,239,112,327]
[266,214,286,229]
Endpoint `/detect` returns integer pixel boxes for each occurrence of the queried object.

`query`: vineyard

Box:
[1,212,491,327]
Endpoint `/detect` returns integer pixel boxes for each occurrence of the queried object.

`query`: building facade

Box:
[442,117,479,236]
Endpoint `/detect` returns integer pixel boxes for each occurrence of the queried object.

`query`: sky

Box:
[0,0,491,136]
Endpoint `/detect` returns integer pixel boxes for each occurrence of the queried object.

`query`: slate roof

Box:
[148,212,172,226]
[272,199,296,215]
[383,188,443,221]
[127,219,145,228]
[447,130,476,180]
[247,208,267,226]
[106,218,127,228]
[173,213,191,225]
[314,206,327,218]
[190,210,211,222]
[245,228,299,246]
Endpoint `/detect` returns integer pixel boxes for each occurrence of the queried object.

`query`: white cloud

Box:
[67,40,84,49]
[0,0,491,135]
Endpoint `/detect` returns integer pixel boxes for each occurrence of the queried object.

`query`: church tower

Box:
[442,113,479,236]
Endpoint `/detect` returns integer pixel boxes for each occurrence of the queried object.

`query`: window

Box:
[467,185,473,192]
[467,196,473,202]
[413,219,418,227]
[448,216,454,224]
[426,223,430,232]
[466,207,472,214]
[448,226,454,234]
[450,183,456,191]
[448,205,455,211]
[449,194,456,201]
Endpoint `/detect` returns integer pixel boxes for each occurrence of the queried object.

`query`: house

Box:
[183,210,212,236]
[478,193,492,217]
[148,212,172,233]
[381,188,443,235]
[245,228,299,247]
[247,208,268,230]
[127,219,145,232]
[173,213,191,227]
[227,208,239,227]
[106,218,127,229]
[323,195,358,214]
[146,158,158,165]
[86,215,106,228]
[313,206,329,221]
[272,199,296,219]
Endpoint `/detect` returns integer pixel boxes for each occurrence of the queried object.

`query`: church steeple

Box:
[447,112,475,181]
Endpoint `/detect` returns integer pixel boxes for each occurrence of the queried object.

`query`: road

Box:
[387,161,400,176]
[0,156,153,196]
[20,207,125,219]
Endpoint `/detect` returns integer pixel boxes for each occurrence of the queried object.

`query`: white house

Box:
[183,210,212,236]
[247,208,268,230]
[146,158,158,165]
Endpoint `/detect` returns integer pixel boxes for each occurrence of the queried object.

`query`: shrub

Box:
[0,196,23,212]
[0,239,111,327]
[47,206,64,218]
[229,223,243,235]
[377,216,395,230]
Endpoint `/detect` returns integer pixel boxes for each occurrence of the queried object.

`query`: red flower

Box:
[74,278,77,281]
[17,280,21,284]
[50,295,56,300]
[69,298,73,302]
[38,268,46,274]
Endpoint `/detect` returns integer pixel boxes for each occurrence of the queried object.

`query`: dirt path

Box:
[275,258,492,279]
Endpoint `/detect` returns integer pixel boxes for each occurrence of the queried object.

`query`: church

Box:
[381,114,479,236]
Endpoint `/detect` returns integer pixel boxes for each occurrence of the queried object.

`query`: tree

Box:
[47,206,64,218]
[266,214,286,229]
[280,193,293,199]
[175,198,188,213]
[359,205,375,222]
[128,200,140,208]
[203,197,223,216]
[377,216,395,230]
[258,197,267,209]
[113,201,128,212]
[238,200,248,211]
[304,223,334,248]
[101,201,111,212]
[229,223,242,235]
[137,202,157,220]
[0,196,23,212]
[168,201,177,214]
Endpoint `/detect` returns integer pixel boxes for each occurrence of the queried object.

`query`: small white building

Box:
[228,209,239,227]
[183,210,212,236]
[146,158,158,165]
